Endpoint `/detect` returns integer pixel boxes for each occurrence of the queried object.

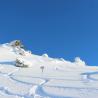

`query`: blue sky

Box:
[0,0,98,66]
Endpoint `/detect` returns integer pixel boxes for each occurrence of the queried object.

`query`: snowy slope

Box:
[0,41,98,98]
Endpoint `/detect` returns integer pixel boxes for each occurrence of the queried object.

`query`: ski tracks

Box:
[81,71,98,82]
[0,66,25,98]
[29,79,49,98]
[0,66,50,98]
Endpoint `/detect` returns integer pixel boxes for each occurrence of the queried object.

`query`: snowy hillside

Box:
[0,40,98,98]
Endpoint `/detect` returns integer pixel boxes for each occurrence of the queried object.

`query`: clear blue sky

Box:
[0,0,98,66]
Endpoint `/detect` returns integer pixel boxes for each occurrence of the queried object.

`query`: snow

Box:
[0,41,98,98]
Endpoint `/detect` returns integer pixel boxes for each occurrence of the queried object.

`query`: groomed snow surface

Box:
[0,42,98,98]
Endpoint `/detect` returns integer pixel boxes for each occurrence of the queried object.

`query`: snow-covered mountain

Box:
[0,40,98,98]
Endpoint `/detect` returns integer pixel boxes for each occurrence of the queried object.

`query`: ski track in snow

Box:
[0,66,29,98]
[10,72,98,98]
[28,79,48,98]
[0,65,98,98]
[0,67,23,98]
[0,66,64,98]
[0,66,74,98]
[81,71,98,82]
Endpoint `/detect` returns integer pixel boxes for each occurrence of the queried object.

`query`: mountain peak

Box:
[9,40,24,48]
